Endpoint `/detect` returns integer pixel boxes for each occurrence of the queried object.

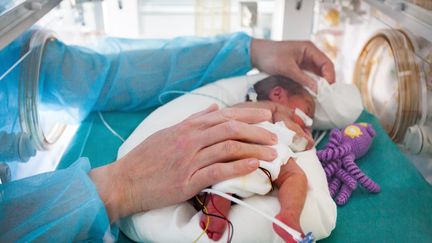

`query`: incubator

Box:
[0,0,431,242]
[311,0,432,157]
[0,0,430,181]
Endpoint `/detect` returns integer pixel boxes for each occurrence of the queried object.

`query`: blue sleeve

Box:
[40,32,253,121]
[0,158,116,242]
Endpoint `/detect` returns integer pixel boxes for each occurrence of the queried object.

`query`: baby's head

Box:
[253,75,315,130]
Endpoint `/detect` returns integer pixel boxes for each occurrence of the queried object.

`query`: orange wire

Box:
[193,196,210,243]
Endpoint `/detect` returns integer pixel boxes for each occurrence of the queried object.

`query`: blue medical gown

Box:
[0,32,253,241]
[40,32,252,121]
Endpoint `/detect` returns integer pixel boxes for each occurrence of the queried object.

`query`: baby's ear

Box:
[269,86,283,101]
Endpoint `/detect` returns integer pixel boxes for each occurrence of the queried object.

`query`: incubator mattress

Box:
[59,84,432,242]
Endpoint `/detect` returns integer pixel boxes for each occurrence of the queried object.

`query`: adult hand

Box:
[250,39,335,92]
[90,104,279,222]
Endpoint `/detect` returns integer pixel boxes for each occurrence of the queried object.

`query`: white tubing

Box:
[202,188,302,241]
[315,131,327,145]
[98,112,125,142]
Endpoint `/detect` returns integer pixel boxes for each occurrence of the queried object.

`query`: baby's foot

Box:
[273,210,303,243]
[199,194,231,241]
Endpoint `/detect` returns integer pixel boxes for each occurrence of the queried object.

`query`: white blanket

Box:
[117,74,337,242]
[212,121,297,198]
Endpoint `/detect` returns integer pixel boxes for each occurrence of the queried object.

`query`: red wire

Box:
[210,195,231,243]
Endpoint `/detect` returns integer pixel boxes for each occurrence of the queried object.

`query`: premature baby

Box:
[199,75,316,242]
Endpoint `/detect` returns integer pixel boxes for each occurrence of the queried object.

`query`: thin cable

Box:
[259,167,274,191]
[0,50,32,82]
[202,193,234,243]
[78,115,95,159]
[202,188,302,242]
[193,196,210,243]
[200,210,234,243]
[158,90,229,107]
[315,130,328,145]
[209,195,231,243]
[98,112,125,142]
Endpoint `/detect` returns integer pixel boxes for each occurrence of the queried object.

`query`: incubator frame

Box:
[19,30,67,150]
[353,29,423,142]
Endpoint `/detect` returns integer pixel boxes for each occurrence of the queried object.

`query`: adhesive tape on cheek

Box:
[294,108,313,127]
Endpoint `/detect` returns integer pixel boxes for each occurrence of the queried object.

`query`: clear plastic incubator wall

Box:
[312,0,431,152]
[0,0,431,184]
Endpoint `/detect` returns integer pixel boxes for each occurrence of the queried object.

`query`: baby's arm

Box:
[273,158,308,240]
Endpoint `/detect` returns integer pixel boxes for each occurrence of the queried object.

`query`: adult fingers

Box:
[190,158,259,192]
[321,61,336,84]
[198,120,277,148]
[185,103,219,120]
[190,107,272,129]
[304,43,335,84]
[194,140,277,168]
[283,61,318,93]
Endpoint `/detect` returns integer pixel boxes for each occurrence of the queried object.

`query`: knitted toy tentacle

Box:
[335,169,357,190]
[317,144,352,162]
[336,184,353,205]
[326,129,343,149]
[328,177,342,198]
[323,160,339,178]
[357,172,381,193]
[316,148,333,164]
[342,154,381,193]
[366,125,376,137]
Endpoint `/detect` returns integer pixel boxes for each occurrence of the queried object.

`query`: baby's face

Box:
[274,93,315,131]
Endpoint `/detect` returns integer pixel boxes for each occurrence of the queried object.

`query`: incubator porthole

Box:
[19,30,67,150]
[354,29,422,142]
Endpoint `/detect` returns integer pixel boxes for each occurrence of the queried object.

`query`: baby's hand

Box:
[281,118,314,150]
[272,104,314,150]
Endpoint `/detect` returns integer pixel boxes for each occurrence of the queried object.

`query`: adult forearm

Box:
[0,158,113,241]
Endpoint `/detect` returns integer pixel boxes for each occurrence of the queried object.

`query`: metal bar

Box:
[363,0,432,43]
[0,0,62,50]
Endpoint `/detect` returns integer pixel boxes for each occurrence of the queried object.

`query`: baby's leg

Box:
[273,158,308,243]
[199,194,232,241]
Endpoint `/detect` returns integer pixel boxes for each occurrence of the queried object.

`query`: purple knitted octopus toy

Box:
[317,123,381,205]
